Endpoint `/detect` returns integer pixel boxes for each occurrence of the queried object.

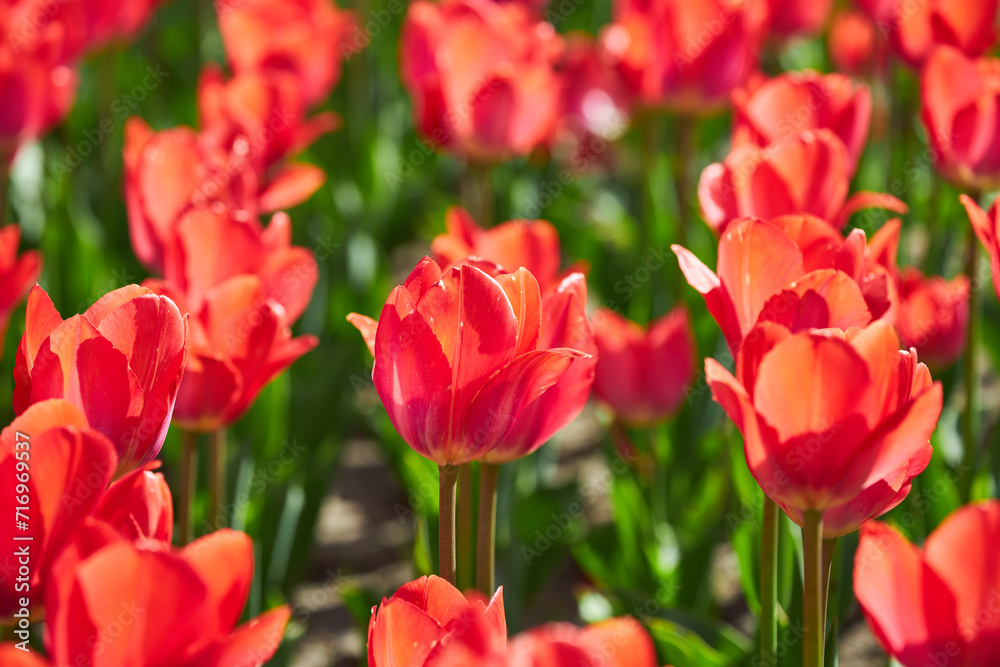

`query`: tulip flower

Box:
[673,216,878,354]
[217,0,357,106]
[921,47,1000,192]
[45,529,291,666]
[599,0,767,113]
[92,463,174,543]
[828,12,877,76]
[0,400,117,619]
[400,0,563,162]
[368,575,506,667]
[698,129,907,233]
[962,194,1000,302]
[0,225,42,354]
[855,501,1000,666]
[765,0,831,38]
[13,285,188,476]
[348,257,585,466]
[0,645,47,666]
[731,71,872,172]
[431,207,574,295]
[856,0,997,68]
[83,0,169,47]
[894,268,969,370]
[706,320,942,513]
[591,307,696,427]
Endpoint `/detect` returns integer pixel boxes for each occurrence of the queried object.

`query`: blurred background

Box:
[2,0,997,665]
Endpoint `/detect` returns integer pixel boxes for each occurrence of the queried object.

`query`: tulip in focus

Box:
[218,0,357,106]
[348,257,586,465]
[894,268,969,370]
[856,0,997,68]
[400,0,563,162]
[921,47,1000,193]
[368,575,506,666]
[591,307,696,427]
[13,285,188,476]
[698,129,907,233]
[599,0,767,113]
[0,224,42,353]
[855,501,1000,666]
[828,12,876,76]
[706,320,942,513]
[962,194,1000,302]
[731,71,872,172]
[44,529,290,666]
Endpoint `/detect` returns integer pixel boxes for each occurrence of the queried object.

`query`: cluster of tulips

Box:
[0,0,999,664]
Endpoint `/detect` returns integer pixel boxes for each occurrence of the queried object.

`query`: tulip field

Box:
[5,0,1000,665]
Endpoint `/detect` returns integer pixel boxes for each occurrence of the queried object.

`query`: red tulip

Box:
[894,268,969,370]
[144,213,319,431]
[217,0,357,106]
[92,464,173,543]
[857,0,997,68]
[483,273,596,463]
[765,0,831,37]
[855,501,1000,666]
[962,194,1000,302]
[731,71,872,172]
[673,216,877,354]
[400,0,563,162]
[348,257,586,465]
[46,529,290,666]
[599,0,768,113]
[921,47,1000,192]
[828,12,877,76]
[706,320,942,513]
[698,129,907,233]
[82,0,169,47]
[367,575,506,667]
[0,400,116,619]
[13,285,188,476]
[0,645,47,666]
[431,207,574,295]
[591,307,696,427]
[0,225,42,353]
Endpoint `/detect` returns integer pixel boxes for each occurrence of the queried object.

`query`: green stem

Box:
[439,464,459,586]
[0,159,9,224]
[672,115,694,252]
[476,462,500,594]
[178,431,198,545]
[802,510,825,667]
[457,463,476,590]
[207,428,227,530]
[639,113,661,258]
[821,538,837,647]
[961,234,981,500]
[760,497,779,667]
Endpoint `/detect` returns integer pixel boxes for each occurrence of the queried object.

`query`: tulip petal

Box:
[347,313,379,356]
[259,163,327,212]
[182,530,254,636]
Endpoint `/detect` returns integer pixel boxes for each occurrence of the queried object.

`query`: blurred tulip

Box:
[857,0,997,68]
[83,0,169,47]
[13,285,188,476]
[145,256,318,432]
[0,400,116,619]
[962,194,1000,301]
[400,0,563,162]
[348,257,585,465]
[591,307,696,427]
[0,645,47,666]
[674,216,877,354]
[707,320,942,512]
[765,0,831,37]
[218,0,357,106]
[552,33,631,169]
[828,12,877,76]
[46,529,290,666]
[894,268,969,370]
[855,501,1000,666]
[731,71,872,171]
[921,47,1000,192]
[483,273,596,463]
[599,0,768,113]
[0,224,42,353]
[698,129,907,233]
[368,575,506,667]
[431,207,573,295]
